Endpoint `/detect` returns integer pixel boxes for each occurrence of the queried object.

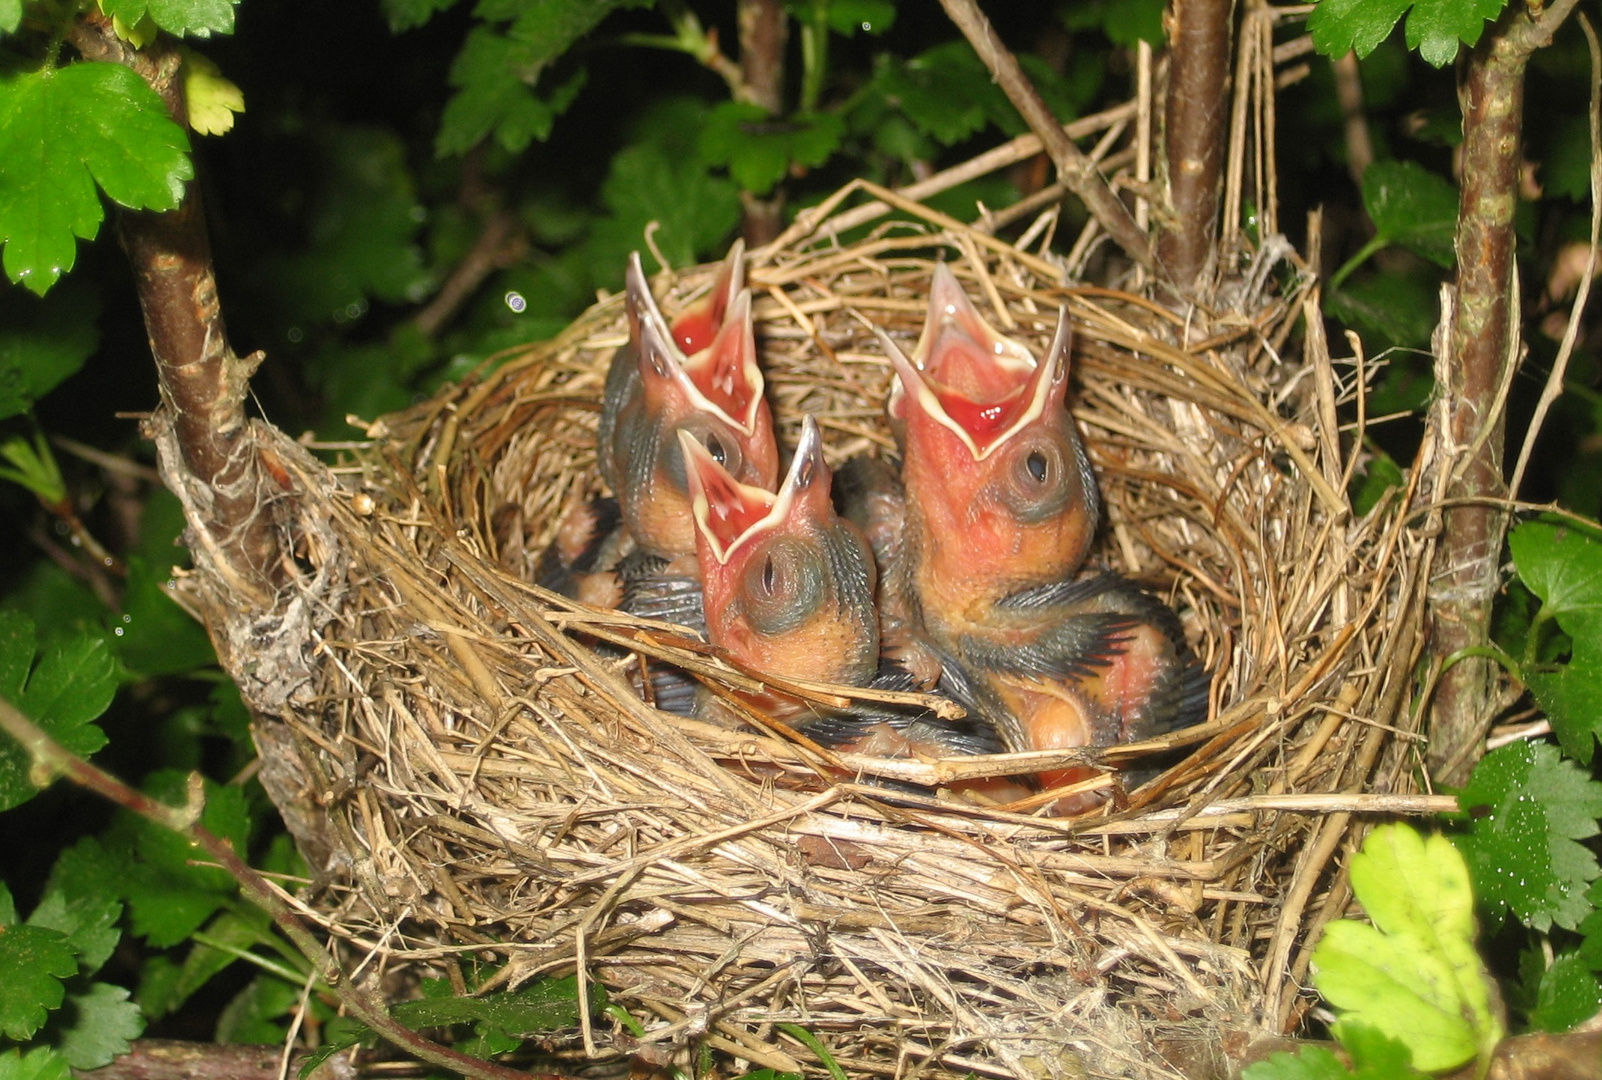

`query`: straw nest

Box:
[159,177,1446,1079]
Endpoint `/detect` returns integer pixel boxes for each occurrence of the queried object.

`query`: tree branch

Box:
[737,0,787,247]
[1426,0,1584,786]
[936,0,1158,275]
[67,14,280,605]
[1157,0,1234,293]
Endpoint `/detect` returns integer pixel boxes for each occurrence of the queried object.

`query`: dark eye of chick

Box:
[706,432,727,466]
[762,555,776,594]
[1026,450,1049,483]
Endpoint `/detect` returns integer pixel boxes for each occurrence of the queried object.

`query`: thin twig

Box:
[935,0,1156,274]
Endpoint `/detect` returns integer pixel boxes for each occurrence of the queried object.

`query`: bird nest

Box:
[157,182,1442,1080]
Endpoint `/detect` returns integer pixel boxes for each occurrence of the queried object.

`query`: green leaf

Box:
[875,43,999,146]
[590,140,741,276]
[1241,1046,1351,1080]
[0,625,117,812]
[215,975,302,1044]
[0,924,78,1039]
[0,0,20,35]
[1510,520,1602,641]
[0,63,193,295]
[52,982,145,1070]
[1326,270,1441,350]
[102,0,238,37]
[1529,952,1602,1032]
[1455,741,1602,932]
[391,975,591,1032]
[1311,824,1501,1072]
[0,1048,71,1080]
[1309,0,1413,59]
[699,103,844,195]
[435,0,638,156]
[115,556,215,678]
[113,773,250,947]
[382,0,463,31]
[27,889,122,976]
[1525,654,1602,764]
[0,281,101,420]
[1579,881,1602,970]
[0,883,14,926]
[825,0,895,35]
[1404,0,1505,66]
[1362,161,1458,268]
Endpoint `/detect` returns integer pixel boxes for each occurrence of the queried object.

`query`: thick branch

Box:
[936,0,1158,274]
[738,0,788,247]
[413,207,526,338]
[1157,0,1234,293]
[72,1040,334,1080]
[1427,0,1583,785]
[68,15,280,602]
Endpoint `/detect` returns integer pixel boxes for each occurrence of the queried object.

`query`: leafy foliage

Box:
[1510,520,1602,761]
[0,284,100,420]
[0,612,116,812]
[1311,825,1501,1073]
[0,63,192,294]
[1242,1023,1426,1080]
[1454,741,1602,932]
[1361,161,1458,269]
[1309,0,1507,66]
[99,0,239,38]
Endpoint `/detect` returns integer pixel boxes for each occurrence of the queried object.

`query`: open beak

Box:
[683,415,831,566]
[626,249,766,437]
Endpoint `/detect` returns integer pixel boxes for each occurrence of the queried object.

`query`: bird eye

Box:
[706,432,727,466]
[1026,450,1049,483]
[742,538,825,637]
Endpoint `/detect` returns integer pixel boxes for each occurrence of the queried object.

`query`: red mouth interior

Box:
[699,468,771,550]
[674,309,718,356]
[925,327,1032,445]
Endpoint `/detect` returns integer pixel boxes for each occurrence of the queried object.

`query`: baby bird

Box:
[882,263,1206,811]
[598,242,780,564]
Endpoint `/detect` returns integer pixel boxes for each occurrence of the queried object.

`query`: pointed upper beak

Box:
[882,307,1070,461]
[683,415,831,565]
[627,247,766,437]
[885,262,1071,460]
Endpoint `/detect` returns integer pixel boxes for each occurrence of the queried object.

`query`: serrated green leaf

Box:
[1529,952,1602,1032]
[52,982,144,1070]
[699,103,843,195]
[435,0,631,157]
[102,0,236,36]
[0,610,32,702]
[1404,0,1504,66]
[113,772,249,947]
[392,975,588,1032]
[1309,0,1413,58]
[590,140,741,275]
[215,975,301,1044]
[0,1048,71,1080]
[1510,520,1602,641]
[1240,1046,1351,1080]
[875,44,993,146]
[27,890,122,976]
[0,629,116,811]
[1456,741,1602,932]
[1525,654,1602,764]
[0,280,101,419]
[0,63,193,295]
[262,127,431,326]
[0,924,78,1039]
[1312,825,1499,1072]
[1362,161,1458,268]
[1327,270,1441,350]
[383,0,463,31]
